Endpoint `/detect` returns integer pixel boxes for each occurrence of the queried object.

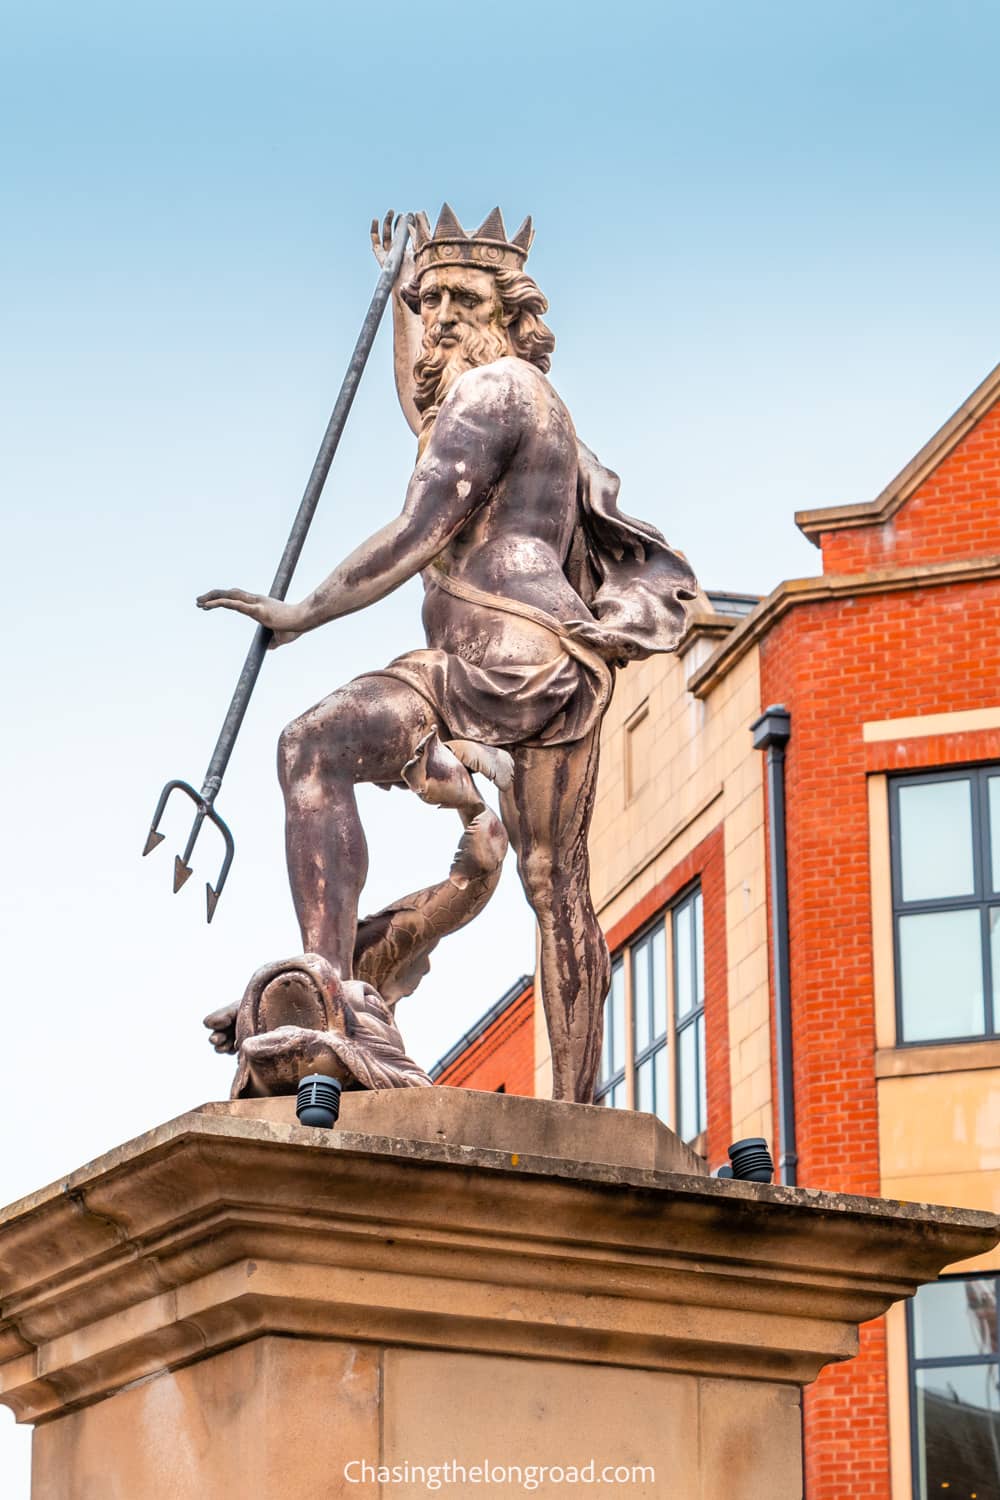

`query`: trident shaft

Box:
[143,215,413,921]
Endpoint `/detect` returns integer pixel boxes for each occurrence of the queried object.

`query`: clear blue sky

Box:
[3,1,1000,1485]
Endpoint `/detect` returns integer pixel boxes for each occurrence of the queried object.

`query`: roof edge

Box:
[429,974,533,1080]
[687,553,1000,699]
[795,360,1000,547]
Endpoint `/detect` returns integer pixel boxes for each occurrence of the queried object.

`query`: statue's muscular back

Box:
[419,356,592,670]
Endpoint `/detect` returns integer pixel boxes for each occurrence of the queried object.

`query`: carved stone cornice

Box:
[0,1097,995,1424]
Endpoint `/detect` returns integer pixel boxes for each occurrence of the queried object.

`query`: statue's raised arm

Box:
[371,211,422,435]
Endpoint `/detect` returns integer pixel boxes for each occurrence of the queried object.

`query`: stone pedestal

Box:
[0,1090,995,1498]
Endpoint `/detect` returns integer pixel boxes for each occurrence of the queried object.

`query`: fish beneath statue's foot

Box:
[222,952,432,1099]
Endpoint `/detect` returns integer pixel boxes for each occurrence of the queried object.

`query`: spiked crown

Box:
[412,204,534,279]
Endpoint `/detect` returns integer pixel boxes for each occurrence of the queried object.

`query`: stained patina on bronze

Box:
[198,206,698,1102]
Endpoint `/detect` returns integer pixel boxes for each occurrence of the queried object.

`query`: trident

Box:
[142,215,413,921]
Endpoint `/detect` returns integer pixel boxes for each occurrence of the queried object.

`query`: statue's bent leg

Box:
[277,675,440,977]
[500,729,610,1104]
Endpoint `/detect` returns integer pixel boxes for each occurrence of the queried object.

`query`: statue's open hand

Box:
[203,1003,238,1055]
[370,209,415,280]
[196,589,303,647]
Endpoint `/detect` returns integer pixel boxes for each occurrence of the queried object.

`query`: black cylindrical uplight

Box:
[296,1074,343,1129]
[727,1137,775,1183]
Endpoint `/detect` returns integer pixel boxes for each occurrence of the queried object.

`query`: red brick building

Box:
[431,976,534,1094]
[434,361,1000,1500]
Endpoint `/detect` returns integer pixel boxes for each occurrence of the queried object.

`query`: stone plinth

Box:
[0,1091,995,1499]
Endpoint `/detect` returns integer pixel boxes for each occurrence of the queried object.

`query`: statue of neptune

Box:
[198,207,697,1103]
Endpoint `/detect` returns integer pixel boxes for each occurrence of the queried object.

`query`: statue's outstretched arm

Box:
[371,212,422,436]
[197,364,520,636]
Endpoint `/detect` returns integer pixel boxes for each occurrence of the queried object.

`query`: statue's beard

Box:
[412,322,509,423]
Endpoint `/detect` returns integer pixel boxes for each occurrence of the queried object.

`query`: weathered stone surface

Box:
[31,1338,381,1500]
[0,1090,994,1434]
[1,1092,996,1496]
[217,1084,711,1174]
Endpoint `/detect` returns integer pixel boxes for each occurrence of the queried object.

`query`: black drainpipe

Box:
[750,704,797,1187]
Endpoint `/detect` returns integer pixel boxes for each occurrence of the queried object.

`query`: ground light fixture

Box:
[296,1074,343,1128]
[714,1138,776,1182]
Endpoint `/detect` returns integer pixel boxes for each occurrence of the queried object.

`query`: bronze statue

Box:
[198,207,697,1103]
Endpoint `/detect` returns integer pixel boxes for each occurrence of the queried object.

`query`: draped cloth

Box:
[369,441,697,751]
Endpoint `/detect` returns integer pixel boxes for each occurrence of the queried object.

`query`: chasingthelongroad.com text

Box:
[344,1459,655,1490]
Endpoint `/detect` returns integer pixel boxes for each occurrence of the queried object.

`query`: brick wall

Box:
[819,399,1000,574]
[762,420,1000,1498]
[435,982,535,1095]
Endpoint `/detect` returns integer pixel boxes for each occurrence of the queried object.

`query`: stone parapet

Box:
[0,1091,995,1498]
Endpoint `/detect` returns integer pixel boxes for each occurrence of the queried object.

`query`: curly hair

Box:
[401,267,555,373]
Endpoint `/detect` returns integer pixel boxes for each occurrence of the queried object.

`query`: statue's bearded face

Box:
[412,267,511,419]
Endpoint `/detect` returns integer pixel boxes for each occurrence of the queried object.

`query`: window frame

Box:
[889,764,1000,1047]
[673,884,707,1142]
[599,878,706,1146]
[905,1272,1000,1500]
[595,953,627,1107]
[630,917,670,1124]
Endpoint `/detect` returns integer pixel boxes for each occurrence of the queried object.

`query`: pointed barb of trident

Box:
[143,214,413,921]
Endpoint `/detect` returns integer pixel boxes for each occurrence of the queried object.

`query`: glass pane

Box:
[678,1023,699,1141]
[694,890,705,1008]
[600,996,611,1083]
[633,937,651,1055]
[898,778,975,903]
[991,777,1000,894]
[914,1278,998,1361]
[610,960,626,1074]
[609,1080,626,1110]
[915,1364,1000,1500]
[993,908,1000,1016]
[675,899,694,1016]
[653,1045,669,1125]
[899,908,985,1041]
[651,924,667,1042]
[697,1013,707,1134]
[636,1057,654,1114]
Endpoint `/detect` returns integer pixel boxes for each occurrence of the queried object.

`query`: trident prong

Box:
[141,214,412,921]
[143,779,236,924]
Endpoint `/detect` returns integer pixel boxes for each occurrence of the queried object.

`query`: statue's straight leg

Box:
[277,675,439,977]
[500,728,611,1103]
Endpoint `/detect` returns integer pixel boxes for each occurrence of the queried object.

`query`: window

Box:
[597,882,706,1144]
[631,921,669,1122]
[674,887,707,1141]
[907,1274,999,1499]
[596,956,627,1107]
[890,766,1000,1043]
